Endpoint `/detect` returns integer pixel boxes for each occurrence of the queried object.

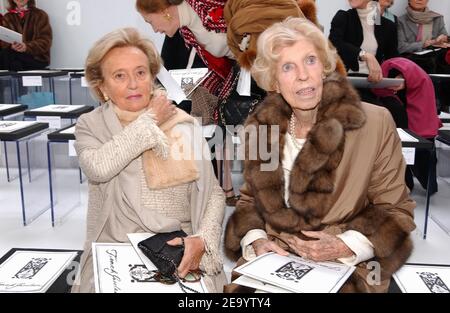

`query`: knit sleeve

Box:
[75,111,168,183]
[196,180,226,276]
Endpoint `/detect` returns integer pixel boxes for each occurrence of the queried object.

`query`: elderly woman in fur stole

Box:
[224,17,416,293]
[71,28,226,292]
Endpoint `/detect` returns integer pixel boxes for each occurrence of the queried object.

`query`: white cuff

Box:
[240,229,268,261]
[336,230,374,266]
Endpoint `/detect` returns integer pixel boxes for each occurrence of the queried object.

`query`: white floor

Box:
[1,165,450,284]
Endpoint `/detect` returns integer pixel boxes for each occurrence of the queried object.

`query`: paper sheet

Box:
[397,128,419,142]
[0,121,37,133]
[394,264,450,293]
[414,48,440,55]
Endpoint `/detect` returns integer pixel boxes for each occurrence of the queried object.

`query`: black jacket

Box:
[329,9,398,72]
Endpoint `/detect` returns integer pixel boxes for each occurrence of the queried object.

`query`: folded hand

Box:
[286,231,354,262]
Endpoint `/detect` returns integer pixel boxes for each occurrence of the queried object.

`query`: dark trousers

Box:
[0,48,48,71]
[405,139,438,195]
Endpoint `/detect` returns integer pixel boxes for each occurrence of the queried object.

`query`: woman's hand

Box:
[387,74,405,92]
[251,238,289,257]
[167,236,205,278]
[364,53,383,83]
[286,231,354,262]
[11,42,27,53]
[435,34,448,44]
[148,94,177,126]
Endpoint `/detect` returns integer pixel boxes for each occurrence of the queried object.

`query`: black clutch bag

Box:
[138,230,187,278]
[217,66,266,127]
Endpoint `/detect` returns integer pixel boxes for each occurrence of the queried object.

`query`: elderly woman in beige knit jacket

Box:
[71,28,226,292]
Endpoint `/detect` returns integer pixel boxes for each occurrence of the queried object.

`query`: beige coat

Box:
[71,102,226,292]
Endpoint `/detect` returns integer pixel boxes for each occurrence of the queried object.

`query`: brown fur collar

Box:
[243,72,366,234]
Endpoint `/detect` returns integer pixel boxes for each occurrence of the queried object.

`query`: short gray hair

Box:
[251,17,338,92]
[85,27,162,102]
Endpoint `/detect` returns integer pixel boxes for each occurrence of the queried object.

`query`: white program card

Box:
[0,26,22,44]
[397,128,419,142]
[156,66,187,104]
[0,104,21,112]
[394,264,450,293]
[234,252,355,293]
[31,104,85,113]
[0,250,77,293]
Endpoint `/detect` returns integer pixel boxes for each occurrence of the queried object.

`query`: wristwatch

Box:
[358,50,367,61]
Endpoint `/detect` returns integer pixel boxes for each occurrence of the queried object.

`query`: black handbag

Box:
[218,69,266,127]
[138,230,187,278]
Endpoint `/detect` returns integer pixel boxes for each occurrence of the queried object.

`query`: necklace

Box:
[289,113,303,150]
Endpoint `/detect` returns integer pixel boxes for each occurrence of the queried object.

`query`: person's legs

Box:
[413,138,438,195]
[0,49,47,71]
[357,88,408,128]
[223,158,239,206]
[378,96,408,129]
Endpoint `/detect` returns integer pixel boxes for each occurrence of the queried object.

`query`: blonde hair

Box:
[85,27,162,102]
[251,17,338,92]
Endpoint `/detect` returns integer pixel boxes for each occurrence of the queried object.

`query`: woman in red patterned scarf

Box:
[136,0,241,206]
[0,0,52,70]
[136,0,234,98]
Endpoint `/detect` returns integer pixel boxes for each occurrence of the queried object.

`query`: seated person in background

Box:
[378,0,397,24]
[225,17,415,293]
[0,0,52,71]
[71,28,226,293]
[397,0,450,109]
[329,0,408,129]
[136,0,241,207]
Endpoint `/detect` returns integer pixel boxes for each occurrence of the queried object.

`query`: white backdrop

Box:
[1,0,447,68]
